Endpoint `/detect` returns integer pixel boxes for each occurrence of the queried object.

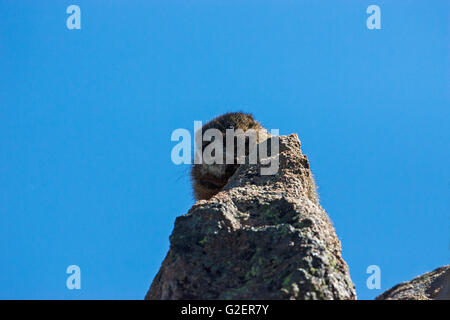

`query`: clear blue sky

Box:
[0,1,448,300]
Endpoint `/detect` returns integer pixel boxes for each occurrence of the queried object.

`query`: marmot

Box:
[190,112,318,203]
[191,112,269,200]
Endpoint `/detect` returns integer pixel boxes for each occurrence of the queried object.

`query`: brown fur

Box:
[191,112,266,200]
[190,112,319,204]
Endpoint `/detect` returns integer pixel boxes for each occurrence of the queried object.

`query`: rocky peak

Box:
[146,134,356,299]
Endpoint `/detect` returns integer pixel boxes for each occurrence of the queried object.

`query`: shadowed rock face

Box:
[146,134,356,300]
[377,265,450,300]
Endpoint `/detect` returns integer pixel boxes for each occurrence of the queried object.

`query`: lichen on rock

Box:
[145,134,356,300]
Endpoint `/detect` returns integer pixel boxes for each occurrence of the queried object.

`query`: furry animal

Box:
[191,112,268,200]
[190,112,318,203]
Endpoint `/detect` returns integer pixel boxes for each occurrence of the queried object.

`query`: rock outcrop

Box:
[377,265,450,300]
[146,134,356,300]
